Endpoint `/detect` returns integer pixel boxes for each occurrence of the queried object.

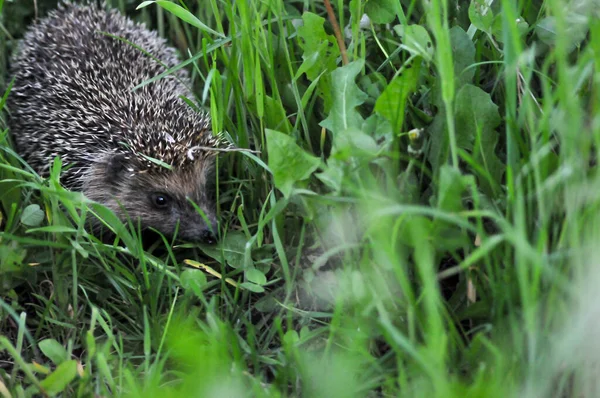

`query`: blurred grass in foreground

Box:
[1,0,600,396]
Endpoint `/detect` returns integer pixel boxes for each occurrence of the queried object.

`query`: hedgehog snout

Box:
[178,215,218,243]
[199,225,217,244]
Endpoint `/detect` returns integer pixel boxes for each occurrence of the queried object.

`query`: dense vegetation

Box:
[1,0,598,396]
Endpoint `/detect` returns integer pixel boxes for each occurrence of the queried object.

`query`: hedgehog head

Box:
[83,150,218,242]
[82,121,224,242]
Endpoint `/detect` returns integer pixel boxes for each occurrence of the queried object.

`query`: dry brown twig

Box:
[322,0,349,65]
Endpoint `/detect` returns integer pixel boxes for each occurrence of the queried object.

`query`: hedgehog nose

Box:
[199,221,218,243]
[200,228,216,244]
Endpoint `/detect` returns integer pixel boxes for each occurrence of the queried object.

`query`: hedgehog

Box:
[7,1,222,242]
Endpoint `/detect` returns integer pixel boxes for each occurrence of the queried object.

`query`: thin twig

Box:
[323,0,348,65]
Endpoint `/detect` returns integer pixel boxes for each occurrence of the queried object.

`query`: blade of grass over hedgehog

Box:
[131,35,232,91]
[137,0,225,38]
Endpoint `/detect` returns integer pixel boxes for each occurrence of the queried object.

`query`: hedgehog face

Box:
[85,153,218,242]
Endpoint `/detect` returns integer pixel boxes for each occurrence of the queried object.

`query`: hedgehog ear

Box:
[104,153,130,183]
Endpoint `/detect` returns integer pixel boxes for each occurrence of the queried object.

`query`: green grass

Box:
[1,0,599,396]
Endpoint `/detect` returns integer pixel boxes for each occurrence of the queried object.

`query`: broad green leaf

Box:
[454,84,501,149]
[255,295,278,312]
[200,231,248,268]
[264,96,293,134]
[20,204,44,227]
[39,339,68,366]
[394,25,434,61]
[425,107,448,174]
[432,166,475,251]
[365,0,397,24]
[449,26,475,89]
[320,60,368,134]
[492,16,529,43]
[454,84,504,192]
[297,12,339,81]
[375,59,421,133]
[0,243,26,273]
[240,282,265,293]
[397,170,420,203]
[535,16,588,52]
[40,360,78,396]
[180,269,208,293]
[359,72,387,100]
[265,129,321,198]
[180,269,208,299]
[427,27,476,172]
[283,330,300,345]
[315,158,345,194]
[246,268,267,286]
[331,127,379,160]
[436,166,474,213]
[469,0,494,33]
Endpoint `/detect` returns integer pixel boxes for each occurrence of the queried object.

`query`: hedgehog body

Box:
[8,1,219,242]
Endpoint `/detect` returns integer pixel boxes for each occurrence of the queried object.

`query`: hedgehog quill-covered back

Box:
[8,1,220,242]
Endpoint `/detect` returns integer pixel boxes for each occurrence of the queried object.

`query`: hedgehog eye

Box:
[150,193,171,209]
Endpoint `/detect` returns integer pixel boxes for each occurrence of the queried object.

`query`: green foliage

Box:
[1,0,599,396]
[266,129,321,198]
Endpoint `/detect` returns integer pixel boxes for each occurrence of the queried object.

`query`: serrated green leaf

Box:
[427,27,476,173]
[297,12,339,81]
[375,59,421,133]
[265,129,321,198]
[39,339,69,366]
[454,84,504,193]
[320,60,367,134]
[365,0,397,24]
[246,268,267,286]
[40,360,78,395]
[449,26,475,89]
[454,85,501,149]
[20,204,44,227]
